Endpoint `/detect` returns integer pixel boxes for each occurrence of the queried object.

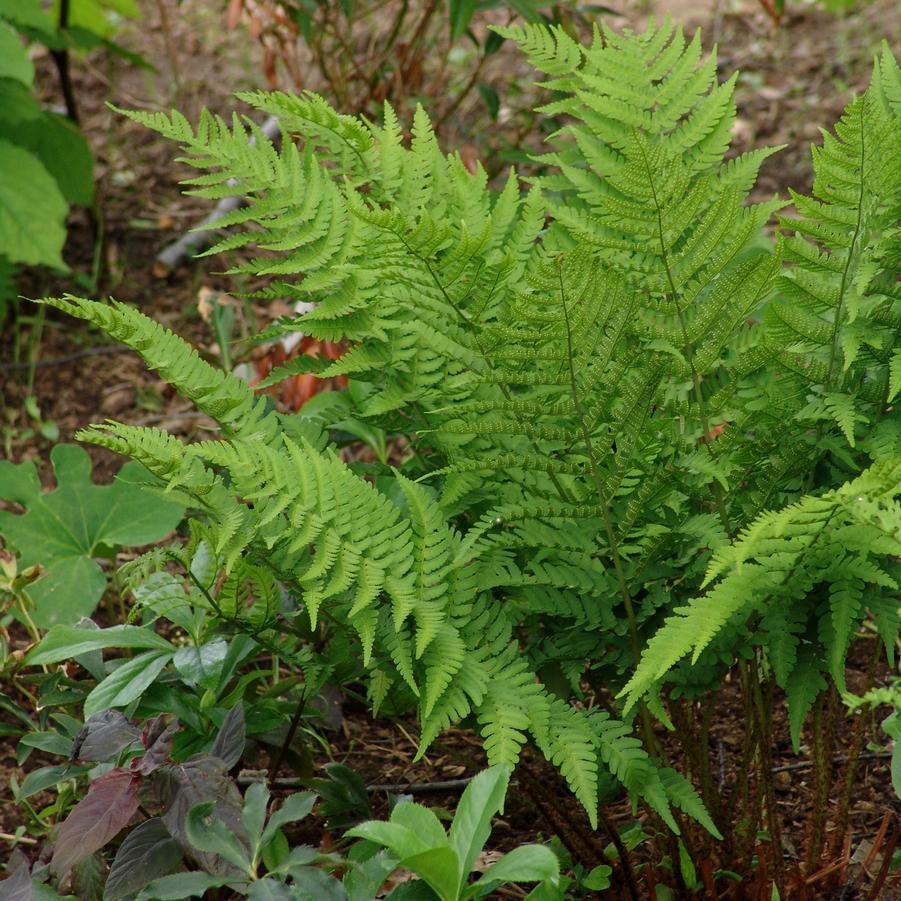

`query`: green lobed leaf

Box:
[1,445,184,627]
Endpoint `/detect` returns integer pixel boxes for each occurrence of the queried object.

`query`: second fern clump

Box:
[35,16,901,890]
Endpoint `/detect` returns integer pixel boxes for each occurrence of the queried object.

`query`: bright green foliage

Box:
[0,0,142,313]
[39,19,901,833]
[0,444,183,628]
[622,457,901,716]
[346,765,560,901]
[765,44,901,429]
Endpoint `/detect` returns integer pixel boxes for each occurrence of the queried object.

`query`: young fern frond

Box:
[765,58,901,430]
[622,457,901,711]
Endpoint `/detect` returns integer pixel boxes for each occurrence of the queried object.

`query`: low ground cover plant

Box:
[7,14,901,898]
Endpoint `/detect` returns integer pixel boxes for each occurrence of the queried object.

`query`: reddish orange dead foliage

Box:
[252,336,347,411]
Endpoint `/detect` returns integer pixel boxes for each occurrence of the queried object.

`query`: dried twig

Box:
[772,751,891,774]
[237,770,473,794]
[0,344,131,371]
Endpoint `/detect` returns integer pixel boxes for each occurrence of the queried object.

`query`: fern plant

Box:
[36,16,901,893]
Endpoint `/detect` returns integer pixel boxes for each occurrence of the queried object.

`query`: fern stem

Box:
[634,138,732,534]
[404,235,577,505]
[557,265,640,659]
[556,264,661,754]
[825,108,867,391]
[750,655,785,892]
[831,638,882,852]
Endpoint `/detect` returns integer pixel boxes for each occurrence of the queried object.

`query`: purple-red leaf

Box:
[135,714,179,775]
[72,709,142,763]
[152,754,248,876]
[50,769,140,876]
[210,702,245,769]
[0,853,31,901]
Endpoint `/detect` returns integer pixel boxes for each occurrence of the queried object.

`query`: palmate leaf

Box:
[0,444,184,628]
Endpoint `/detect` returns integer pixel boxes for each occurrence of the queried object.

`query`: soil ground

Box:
[2,0,901,896]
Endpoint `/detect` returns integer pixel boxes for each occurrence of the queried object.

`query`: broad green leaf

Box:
[27,625,174,664]
[19,730,73,757]
[68,0,137,39]
[0,77,41,122]
[345,821,428,860]
[0,23,33,84]
[448,0,476,41]
[84,650,174,717]
[26,557,107,628]
[291,867,349,901]
[103,818,182,901]
[185,801,253,872]
[472,844,559,892]
[448,765,511,881]
[135,872,235,900]
[242,781,270,852]
[0,111,94,204]
[0,0,56,38]
[173,639,228,689]
[246,880,293,901]
[259,791,317,850]
[399,847,461,901]
[1,445,184,627]
[390,802,448,849]
[16,764,87,800]
[0,137,67,268]
[343,850,399,901]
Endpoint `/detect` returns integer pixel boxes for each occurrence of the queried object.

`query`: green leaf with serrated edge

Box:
[185,801,253,872]
[259,791,317,850]
[135,872,236,900]
[0,138,66,268]
[84,650,174,717]
[344,821,427,860]
[449,764,510,882]
[1,445,183,627]
[390,803,448,849]
[242,781,269,854]
[472,844,559,890]
[246,880,294,901]
[26,625,174,665]
[343,850,399,901]
[398,847,461,901]
[104,817,182,901]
